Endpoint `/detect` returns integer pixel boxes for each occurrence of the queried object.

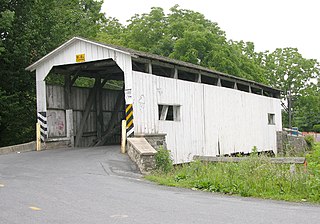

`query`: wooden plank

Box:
[173,67,178,79]
[96,77,102,139]
[94,90,124,146]
[74,80,99,147]
[193,155,306,164]
[64,74,71,109]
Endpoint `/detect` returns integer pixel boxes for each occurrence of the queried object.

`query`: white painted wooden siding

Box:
[34,38,132,113]
[132,71,282,163]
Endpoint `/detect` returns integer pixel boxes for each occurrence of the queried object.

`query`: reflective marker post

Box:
[36,123,41,151]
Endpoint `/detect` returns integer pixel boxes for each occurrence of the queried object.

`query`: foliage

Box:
[306,143,320,176]
[264,48,320,129]
[147,147,320,202]
[1,2,320,146]
[313,124,320,133]
[97,5,268,83]
[0,0,104,146]
[264,48,319,98]
[97,5,320,131]
[154,147,173,173]
[304,135,315,149]
[293,84,320,131]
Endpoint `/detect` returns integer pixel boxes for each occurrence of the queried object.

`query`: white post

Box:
[66,109,74,147]
[121,120,127,153]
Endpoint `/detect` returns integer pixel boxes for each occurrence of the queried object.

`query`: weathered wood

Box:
[173,67,178,79]
[217,77,221,87]
[148,63,152,74]
[197,74,201,83]
[74,80,99,147]
[93,120,122,146]
[96,77,102,139]
[70,69,82,86]
[234,82,238,90]
[94,90,124,146]
[64,74,71,109]
[66,109,74,147]
[193,155,306,164]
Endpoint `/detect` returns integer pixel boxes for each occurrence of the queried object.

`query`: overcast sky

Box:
[102,0,320,62]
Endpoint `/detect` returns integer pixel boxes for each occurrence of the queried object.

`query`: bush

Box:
[147,147,320,203]
[306,142,320,176]
[313,124,320,133]
[155,147,173,173]
[305,135,315,148]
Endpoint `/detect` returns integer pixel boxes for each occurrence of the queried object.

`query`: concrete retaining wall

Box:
[0,141,36,155]
[0,140,71,155]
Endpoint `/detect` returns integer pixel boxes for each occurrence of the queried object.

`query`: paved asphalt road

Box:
[0,146,319,224]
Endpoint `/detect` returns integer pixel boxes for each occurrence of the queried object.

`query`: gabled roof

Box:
[25,37,132,72]
[26,36,281,93]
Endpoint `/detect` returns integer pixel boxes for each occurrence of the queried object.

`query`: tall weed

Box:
[147,143,320,202]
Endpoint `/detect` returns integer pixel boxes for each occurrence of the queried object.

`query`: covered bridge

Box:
[26,37,282,163]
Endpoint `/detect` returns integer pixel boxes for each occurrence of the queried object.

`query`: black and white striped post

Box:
[37,111,47,142]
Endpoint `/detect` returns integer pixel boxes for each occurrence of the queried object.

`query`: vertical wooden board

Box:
[203,85,219,156]
[47,110,66,137]
[133,71,170,134]
[203,85,282,156]
[176,80,205,163]
[46,85,65,109]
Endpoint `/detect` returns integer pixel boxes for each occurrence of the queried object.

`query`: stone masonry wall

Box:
[277,131,308,155]
[134,133,167,151]
[127,138,157,174]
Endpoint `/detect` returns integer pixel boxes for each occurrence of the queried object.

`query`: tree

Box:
[264,48,319,128]
[97,17,125,45]
[293,84,320,132]
[0,0,104,146]
[0,1,14,55]
[97,5,266,83]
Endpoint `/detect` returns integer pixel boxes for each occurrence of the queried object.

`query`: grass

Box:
[146,143,320,203]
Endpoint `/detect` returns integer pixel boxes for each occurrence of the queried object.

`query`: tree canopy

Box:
[0,0,104,146]
[0,3,319,146]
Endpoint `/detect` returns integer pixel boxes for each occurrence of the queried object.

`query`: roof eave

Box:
[25,36,132,72]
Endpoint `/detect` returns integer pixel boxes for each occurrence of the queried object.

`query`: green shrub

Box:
[305,135,315,148]
[155,147,173,173]
[313,124,320,133]
[146,148,320,203]
[306,142,320,176]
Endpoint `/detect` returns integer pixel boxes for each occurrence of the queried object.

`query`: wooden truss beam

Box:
[94,89,124,146]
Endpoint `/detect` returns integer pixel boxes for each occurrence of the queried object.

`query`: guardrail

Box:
[193,155,306,165]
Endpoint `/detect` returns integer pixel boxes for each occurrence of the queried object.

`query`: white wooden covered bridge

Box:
[26,37,282,163]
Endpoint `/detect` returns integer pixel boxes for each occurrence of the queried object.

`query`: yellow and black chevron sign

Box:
[125,104,134,137]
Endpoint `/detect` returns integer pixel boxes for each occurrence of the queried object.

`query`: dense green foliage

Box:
[154,147,173,173]
[97,6,268,83]
[0,3,319,146]
[304,135,315,148]
[97,5,319,132]
[147,143,320,203]
[0,0,104,146]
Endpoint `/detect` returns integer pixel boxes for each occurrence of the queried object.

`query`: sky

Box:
[101,0,320,62]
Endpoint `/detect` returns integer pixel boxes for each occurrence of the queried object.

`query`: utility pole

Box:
[287,89,292,129]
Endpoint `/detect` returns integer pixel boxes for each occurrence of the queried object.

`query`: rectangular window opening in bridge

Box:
[268,113,275,125]
[158,105,181,121]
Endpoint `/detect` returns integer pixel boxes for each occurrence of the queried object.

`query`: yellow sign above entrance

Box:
[76,54,85,62]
